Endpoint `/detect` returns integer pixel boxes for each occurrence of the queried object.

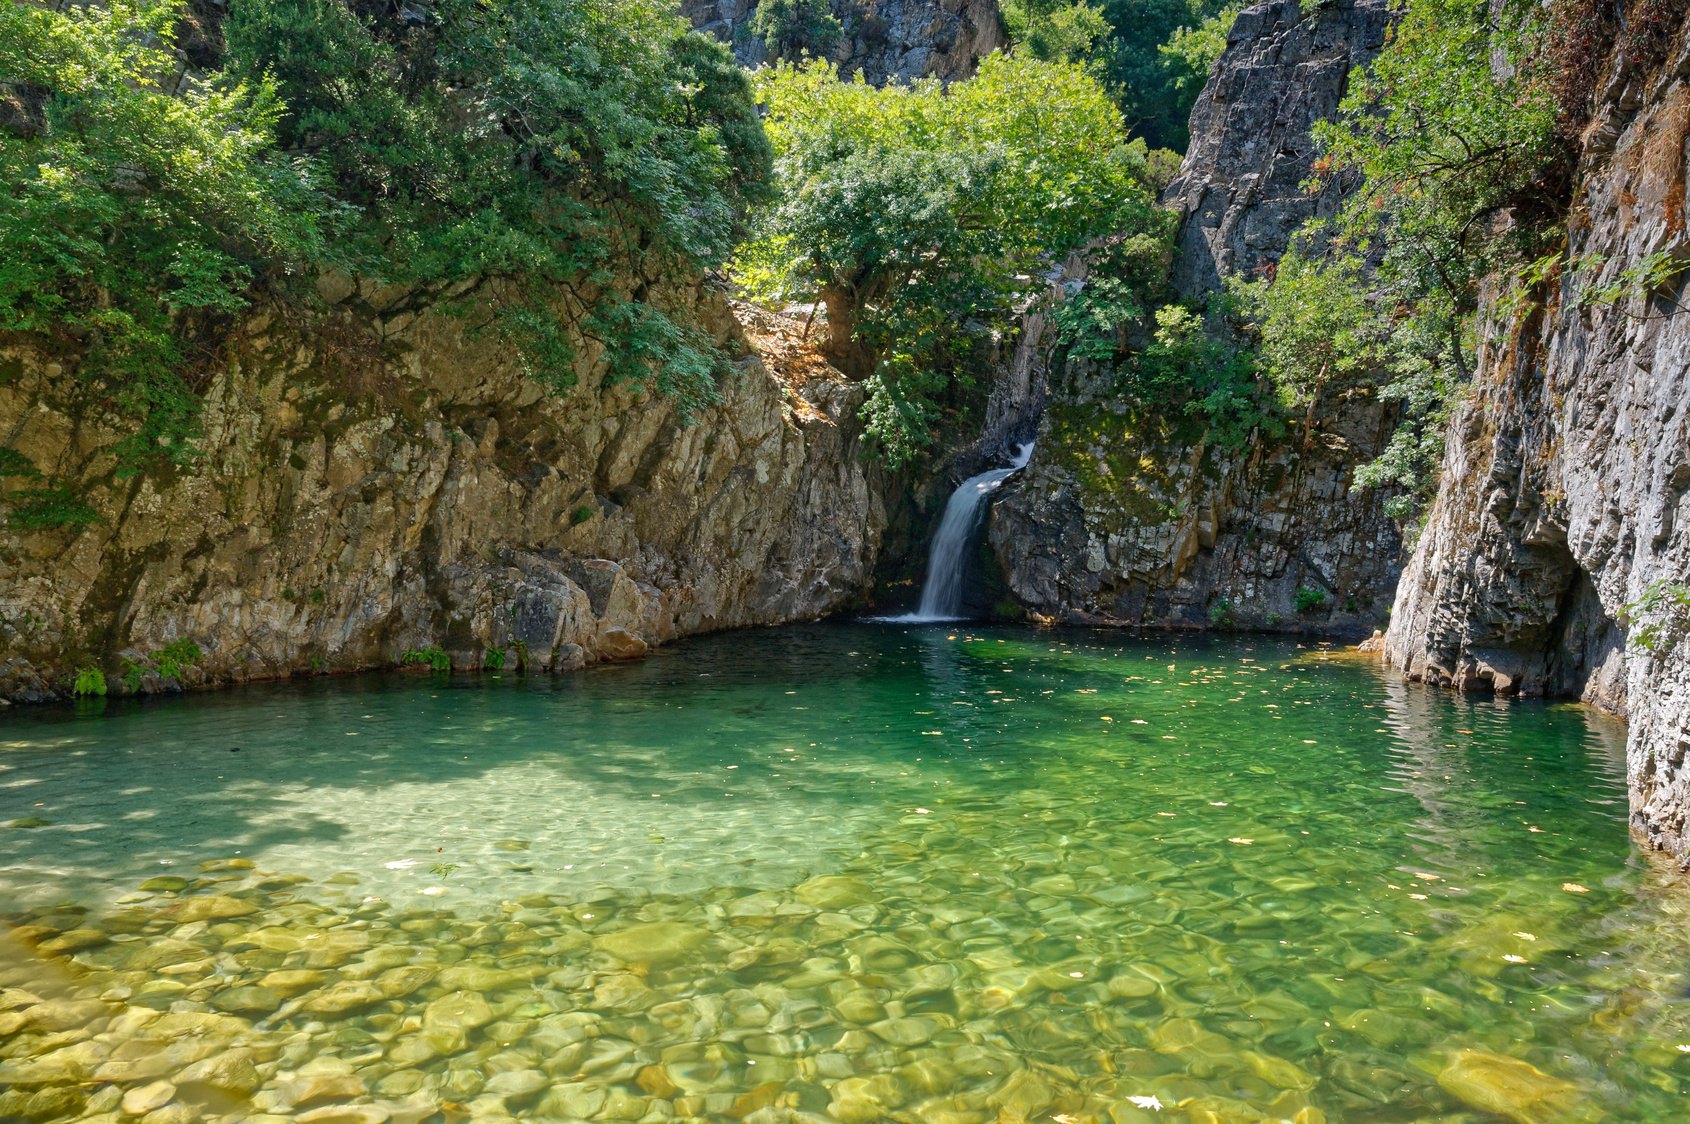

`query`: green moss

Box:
[1044,401,1200,531]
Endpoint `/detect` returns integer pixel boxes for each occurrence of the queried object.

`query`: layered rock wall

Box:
[1383,19,1690,858]
[681,0,1002,84]
[0,285,885,702]
[989,0,1403,636]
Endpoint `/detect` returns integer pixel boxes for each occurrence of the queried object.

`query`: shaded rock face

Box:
[680,0,1002,84]
[988,0,1402,636]
[1165,0,1393,296]
[0,284,885,702]
[1382,23,1690,858]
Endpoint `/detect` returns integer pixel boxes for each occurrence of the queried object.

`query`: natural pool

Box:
[1,625,1688,1124]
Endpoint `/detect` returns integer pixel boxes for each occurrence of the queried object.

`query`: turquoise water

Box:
[1,625,1687,1123]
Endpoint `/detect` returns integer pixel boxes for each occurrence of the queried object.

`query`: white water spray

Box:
[890,443,1034,622]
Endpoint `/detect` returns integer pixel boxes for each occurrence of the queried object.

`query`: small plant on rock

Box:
[73,668,106,697]
[1293,587,1327,614]
[402,646,452,672]
[484,647,506,670]
[1208,597,1232,626]
[1622,580,1690,656]
[155,639,202,680]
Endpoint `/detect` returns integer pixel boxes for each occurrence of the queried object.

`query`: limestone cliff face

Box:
[1383,22,1690,858]
[681,0,1002,84]
[989,0,1402,636]
[0,285,885,702]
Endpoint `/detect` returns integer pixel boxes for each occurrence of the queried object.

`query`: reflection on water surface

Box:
[1,625,1688,1124]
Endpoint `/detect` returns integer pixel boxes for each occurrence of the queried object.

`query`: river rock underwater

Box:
[1,625,1688,1124]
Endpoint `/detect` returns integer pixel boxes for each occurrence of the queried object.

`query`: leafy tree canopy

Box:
[736,51,1167,464]
[1233,0,1564,517]
[1000,0,1239,151]
[0,0,772,488]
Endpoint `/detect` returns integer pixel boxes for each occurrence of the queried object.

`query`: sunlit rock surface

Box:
[0,289,886,701]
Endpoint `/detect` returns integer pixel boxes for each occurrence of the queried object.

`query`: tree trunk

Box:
[820,283,873,380]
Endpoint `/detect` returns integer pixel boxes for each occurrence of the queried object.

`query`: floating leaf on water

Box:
[385,859,417,869]
[1503,955,1527,963]
[1229,838,1254,845]
[1563,883,1590,893]
[1127,1096,1163,1110]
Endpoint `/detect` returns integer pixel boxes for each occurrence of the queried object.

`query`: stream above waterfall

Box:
[1,625,1687,1122]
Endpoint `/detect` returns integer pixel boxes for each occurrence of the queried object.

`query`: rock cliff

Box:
[0,285,885,702]
[681,0,1002,84]
[989,0,1403,636]
[1383,19,1690,858]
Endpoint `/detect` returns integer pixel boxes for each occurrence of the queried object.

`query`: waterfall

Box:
[891,443,1034,622]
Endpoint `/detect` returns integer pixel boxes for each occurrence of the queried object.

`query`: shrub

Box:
[73,668,106,697]
[739,52,1165,463]
[401,646,452,671]
[484,647,507,670]
[1293,587,1327,614]
[750,0,843,60]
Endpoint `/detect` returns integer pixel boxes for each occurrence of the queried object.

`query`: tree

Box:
[749,0,844,61]
[0,0,333,474]
[1099,0,1236,151]
[999,0,1112,63]
[223,0,775,414]
[1229,249,1386,449]
[738,52,1166,463]
[1288,0,1561,513]
[0,0,775,485]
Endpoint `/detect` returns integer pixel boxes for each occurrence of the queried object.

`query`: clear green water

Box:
[2,625,1689,1124]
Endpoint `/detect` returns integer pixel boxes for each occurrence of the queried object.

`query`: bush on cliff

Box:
[0,0,772,483]
[1244,0,1565,517]
[736,51,1167,465]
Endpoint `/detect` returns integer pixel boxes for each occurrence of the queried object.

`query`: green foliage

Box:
[1100,0,1236,151]
[3,0,774,480]
[155,640,202,680]
[484,647,507,670]
[739,52,1163,464]
[118,638,201,692]
[1000,0,1113,63]
[428,862,459,879]
[73,668,107,698]
[750,0,844,60]
[1208,597,1231,626]
[572,505,596,525]
[1622,580,1690,656]
[0,449,41,480]
[1294,586,1327,614]
[0,0,336,475]
[1158,3,1241,101]
[6,487,100,531]
[223,0,773,415]
[402,646,452,671]
[1290,0,1563,514]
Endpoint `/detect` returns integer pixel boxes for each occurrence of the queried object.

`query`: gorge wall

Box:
[990,0,1403,637]
[681,0,1002,84]
[0,283,885,703]
[1383,19,1690,859]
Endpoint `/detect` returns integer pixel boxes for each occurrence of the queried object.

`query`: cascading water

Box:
[891,443,1034,622]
